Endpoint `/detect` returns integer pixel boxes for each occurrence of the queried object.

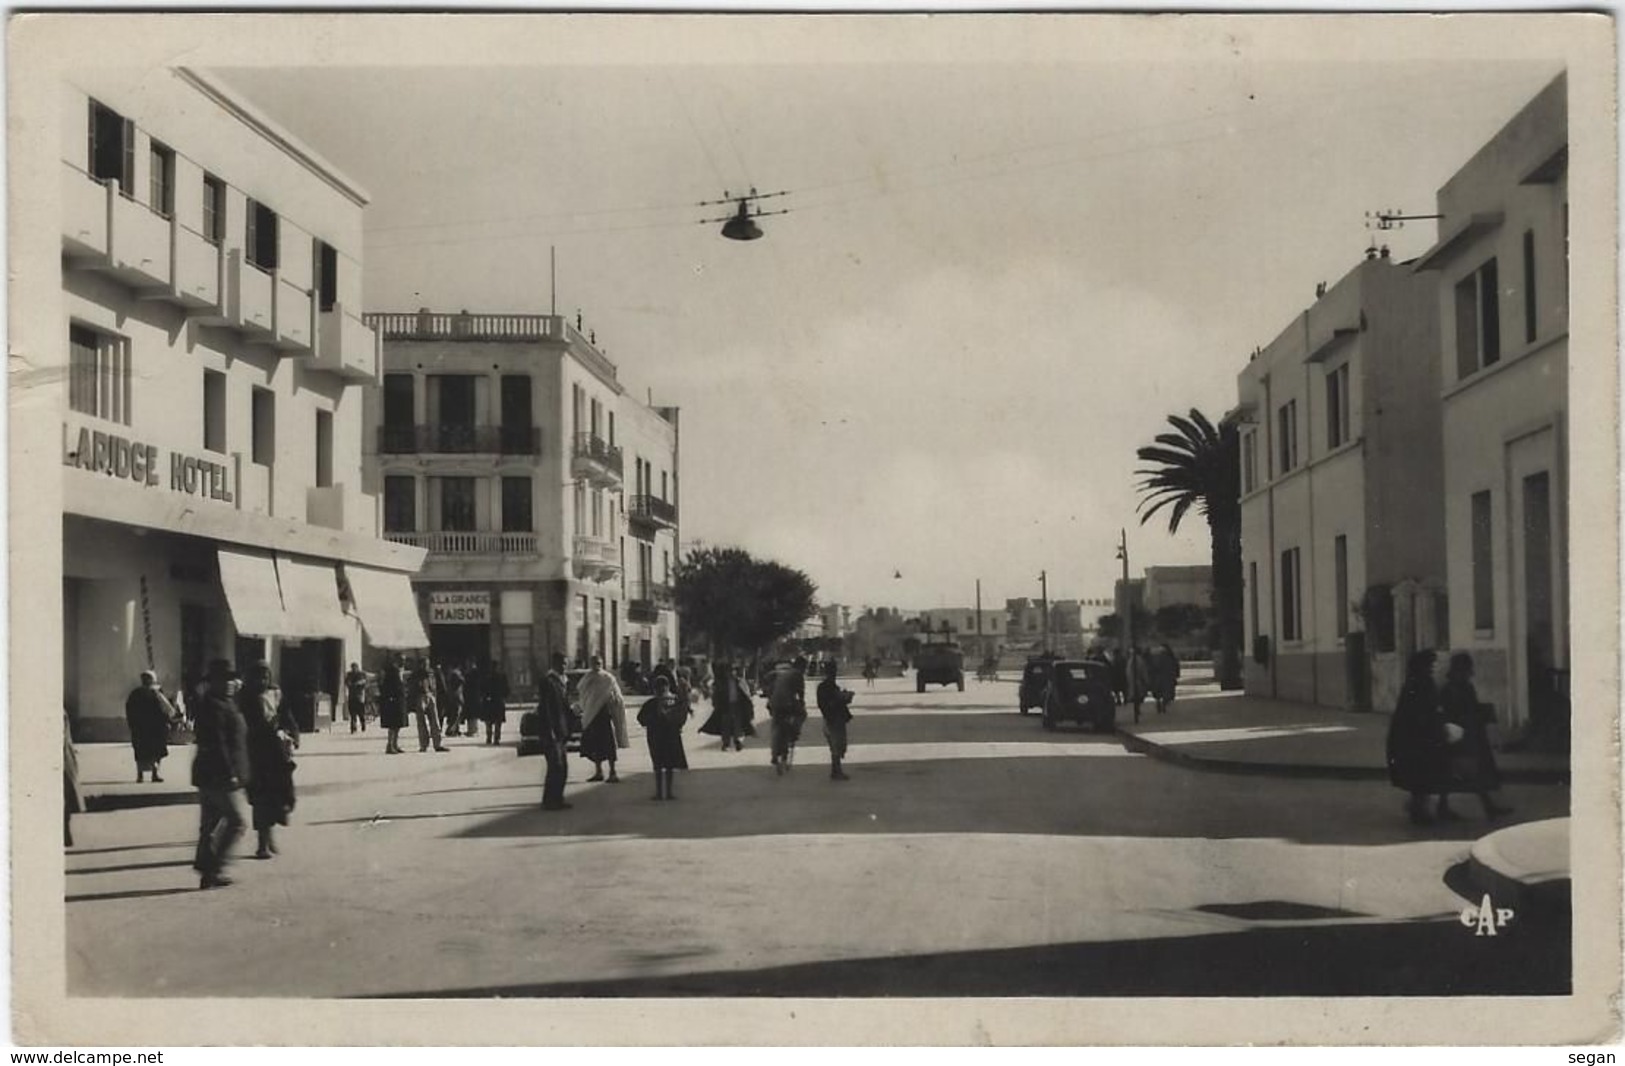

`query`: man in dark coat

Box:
[192,659,250,889]
[816,660,855,781]
[124,669,176,783]
[538,652,572,811]
[484,660,511,745]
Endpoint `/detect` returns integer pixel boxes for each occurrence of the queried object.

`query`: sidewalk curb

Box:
[1466,817,1572,914]
[1116,729,1571,786]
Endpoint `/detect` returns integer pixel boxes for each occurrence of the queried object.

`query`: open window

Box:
[246,199,279,271]
[87,99,134,193]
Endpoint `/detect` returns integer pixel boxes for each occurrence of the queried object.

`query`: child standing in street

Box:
[638,675,690,801]
[816,660,855,781]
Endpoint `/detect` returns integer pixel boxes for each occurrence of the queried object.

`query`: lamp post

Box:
[1117,529,1136,702]
[1038,570,1049,654]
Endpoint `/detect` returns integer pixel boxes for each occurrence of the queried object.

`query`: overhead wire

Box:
[365,70,1543,252]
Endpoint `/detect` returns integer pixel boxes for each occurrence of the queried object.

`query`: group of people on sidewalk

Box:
[1386,649,1513,827]
[1081,644,1182,721]
[347,656,513,754]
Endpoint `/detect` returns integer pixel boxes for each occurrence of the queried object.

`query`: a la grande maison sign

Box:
[429,591,490,625]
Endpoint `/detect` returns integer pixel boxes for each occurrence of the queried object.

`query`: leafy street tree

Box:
[1134,408,1244,690]
[673,546,818,660]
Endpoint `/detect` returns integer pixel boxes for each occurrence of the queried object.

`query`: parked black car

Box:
[1042,659,1116,733]
[1019,655,1057,715]
[517,669,586,756]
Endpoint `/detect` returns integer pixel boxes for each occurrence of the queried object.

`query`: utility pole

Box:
[1039,570,1049,654]
[1117,528,1135,701]
[975,578,984,662]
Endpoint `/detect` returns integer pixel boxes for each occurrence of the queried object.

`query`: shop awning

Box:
[218,548,289,638]
[276,555,352,639]
[342,564,429,649]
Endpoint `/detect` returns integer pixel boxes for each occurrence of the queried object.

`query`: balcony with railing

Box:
[572,433,624,486]
[627,580,674,622]
[377,423,542,456]
[360,310,621,388]
[627,494,679,531]
[314,303,380,382]
[383,530,539,555]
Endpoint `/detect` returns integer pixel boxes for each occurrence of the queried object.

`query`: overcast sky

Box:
[212,21,1560,613]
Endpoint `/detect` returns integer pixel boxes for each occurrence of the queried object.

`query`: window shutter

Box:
[246,200,258,259]
[86,100,96,173]
[121,118,135,194]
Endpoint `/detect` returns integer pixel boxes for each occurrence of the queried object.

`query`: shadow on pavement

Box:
[64,841,194,856]
[67,887,200,904]
[367,912,1570,998]
[66,859,197,876]
[453,747,1555,849]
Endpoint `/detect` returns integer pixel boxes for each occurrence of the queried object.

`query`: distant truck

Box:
[914,638,965,693]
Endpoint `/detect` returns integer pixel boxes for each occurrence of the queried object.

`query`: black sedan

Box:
[1041,659,1116,733]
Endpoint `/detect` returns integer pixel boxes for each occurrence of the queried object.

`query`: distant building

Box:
[1414,73,1568,729]
[1235,248,1444,709]
[363,308,679,695]
[1143,566,1213,612]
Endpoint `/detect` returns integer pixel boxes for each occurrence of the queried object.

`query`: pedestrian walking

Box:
[1108,648,1128,706]
[483,660,510,745]
[461,660,483,736]
[379,657,407,754]
[1385,649,1455,826]
[192,659,250,889]
[240,661,298,860]
[1439,651,1513,820]
[638,675,690,800]
[413,661,448,753]
[441,662,465,738]
[1149,644,1181,715]
[816,660,855,780]
[344,662,369,733]
[1127,647,1151,723]
[124,669,177,783]
[538,653,572,810]
[578,656,627,783]
[862,657,878,688]
[767,656,809,775]
[699,660,747,752]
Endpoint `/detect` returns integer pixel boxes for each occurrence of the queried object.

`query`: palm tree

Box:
[1134,408,1244,690]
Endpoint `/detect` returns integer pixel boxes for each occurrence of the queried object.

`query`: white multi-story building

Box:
[362,309,680,695]
[58,69,425,740]
[1414,73,1568,729]
[1234,251,1443,709]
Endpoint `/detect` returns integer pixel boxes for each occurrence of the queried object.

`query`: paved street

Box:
[66,678,1570,998]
